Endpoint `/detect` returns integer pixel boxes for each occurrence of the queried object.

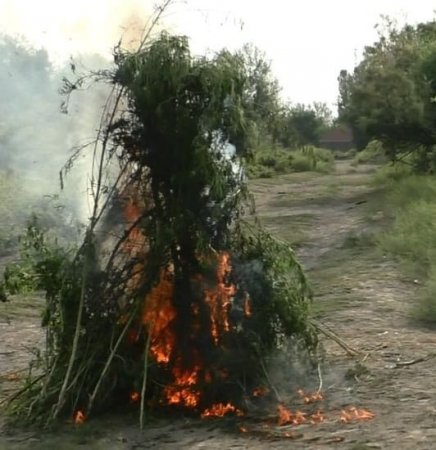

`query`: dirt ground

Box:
[1,160,436,450]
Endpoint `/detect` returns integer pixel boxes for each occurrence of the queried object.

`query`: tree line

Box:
[337,18,436,172]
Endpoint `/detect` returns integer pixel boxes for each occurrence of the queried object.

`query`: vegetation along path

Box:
[1,159,435,449]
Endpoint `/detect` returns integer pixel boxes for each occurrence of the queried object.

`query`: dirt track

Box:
[1,160,436,450]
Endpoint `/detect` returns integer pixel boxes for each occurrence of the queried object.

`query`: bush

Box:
[352,140,386,165]
[247,145,334,178]
[290,153,312,172]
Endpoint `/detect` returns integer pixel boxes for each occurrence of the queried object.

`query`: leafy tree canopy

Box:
[338,18,436,169]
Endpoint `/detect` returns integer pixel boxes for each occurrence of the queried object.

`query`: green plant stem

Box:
[51,264,87,421]
[140,322,154,430]
[86,307,138,415]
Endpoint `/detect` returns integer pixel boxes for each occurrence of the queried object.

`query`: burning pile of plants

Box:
[0,17,318,427]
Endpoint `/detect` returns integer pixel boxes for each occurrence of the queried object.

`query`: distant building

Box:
[319,126,354,151]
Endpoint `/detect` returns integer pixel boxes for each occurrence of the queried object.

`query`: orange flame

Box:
[244,293,252,318]
[252,386,269,398]
[340,407,375,423]
[201,402,244,418]
[277,404,307,426]
[163,366,201,408]
[204,252,236,345]
[74,410,86,424]
[310,410,325,424]
[142,269,176,364]
[130,391,140,403]
[297,389,324,404]
[130,247,244,410]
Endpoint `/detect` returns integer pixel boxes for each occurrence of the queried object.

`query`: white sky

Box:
[0,0,435,109]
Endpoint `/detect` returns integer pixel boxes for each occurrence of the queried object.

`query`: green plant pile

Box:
[1,29,316,427]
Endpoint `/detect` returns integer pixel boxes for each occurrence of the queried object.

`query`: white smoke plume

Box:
[0,34,113,245]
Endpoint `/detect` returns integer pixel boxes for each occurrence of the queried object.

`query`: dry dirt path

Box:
[1,160,435,450]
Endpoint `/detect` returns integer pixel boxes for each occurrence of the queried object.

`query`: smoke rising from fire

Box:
[0,2,159,239]
[0,35,112,232]
[0,1,154,63]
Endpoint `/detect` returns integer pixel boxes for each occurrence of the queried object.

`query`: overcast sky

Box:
[0,0,435,109]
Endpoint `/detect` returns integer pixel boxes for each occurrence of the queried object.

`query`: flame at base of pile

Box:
[135,251,254,414]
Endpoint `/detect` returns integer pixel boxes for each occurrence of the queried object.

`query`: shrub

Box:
[352,140,386,165]
[290,153,313,172]
[246,145,334,178]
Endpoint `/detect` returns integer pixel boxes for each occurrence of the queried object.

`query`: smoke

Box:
[0,0,177,245]
[0,34,112,240]
[0,1,154,62]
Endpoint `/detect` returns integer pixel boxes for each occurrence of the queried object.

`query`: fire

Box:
[244,293,252,318]
[204,252,236,345]
[310,410,325,424]
[340,407,375,423]
[130,391,140,403]
[297,389,324,404]
[163,365,201,408]
[201,402,244,418]
[123,201,245,413]
[142,269,176,364]
[277,404,307,426]
[73,410,86,425]
[120,169,261,416]
[164,386,201,408]
[252,386,269,397]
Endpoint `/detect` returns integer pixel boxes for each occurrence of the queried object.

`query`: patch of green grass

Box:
[383,174,436,210]
[372,163,412,185]
[247,145,335,178]
[376,174,436,322]
[379,201,436,275]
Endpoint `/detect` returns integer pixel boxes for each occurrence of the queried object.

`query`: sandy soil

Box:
[1,160,435,450]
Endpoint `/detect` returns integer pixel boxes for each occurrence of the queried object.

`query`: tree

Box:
[338,19,436,169]
[275,104,324,149]
[235,44,282,142]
